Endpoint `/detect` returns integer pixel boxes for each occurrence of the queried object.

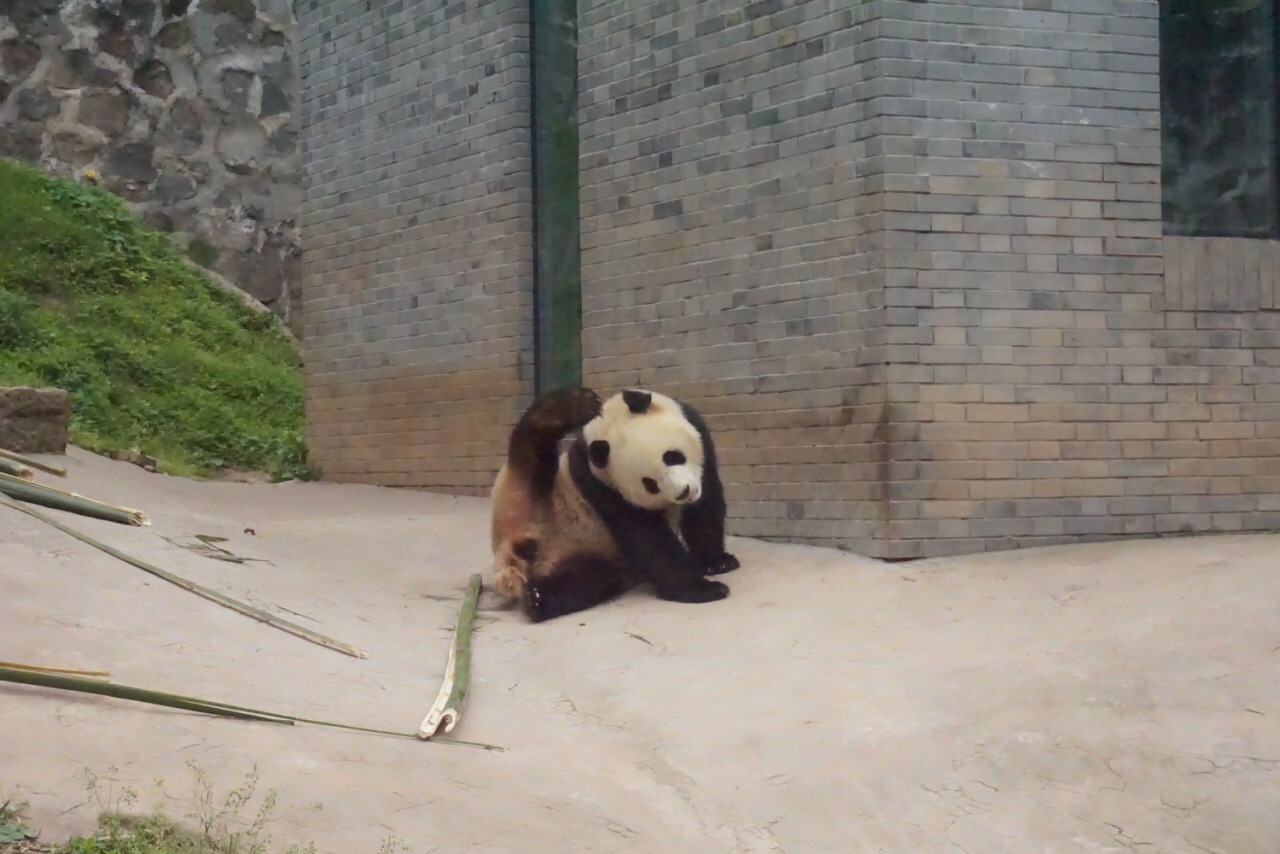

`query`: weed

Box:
[0,158,312,481]
[1,765,419,854]
[43,764,330,854]
[0,796,38,846]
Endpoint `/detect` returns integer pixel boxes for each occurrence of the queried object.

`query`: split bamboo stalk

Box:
[419,573,482,739]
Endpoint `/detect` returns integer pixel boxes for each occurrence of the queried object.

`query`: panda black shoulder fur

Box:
[489,386,740,623]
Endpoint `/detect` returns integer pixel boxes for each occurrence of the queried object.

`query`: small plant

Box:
[0,795,39,846]
[48,763,328,854]
[1,765,416,854]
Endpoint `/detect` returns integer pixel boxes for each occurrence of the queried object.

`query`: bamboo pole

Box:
[0,665,295,724]
[0,470,147,525]
[0,458,33,479]
[0,664,504,750]
[418,573,482,739]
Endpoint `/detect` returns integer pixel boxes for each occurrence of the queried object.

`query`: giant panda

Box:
[489,386,741,623]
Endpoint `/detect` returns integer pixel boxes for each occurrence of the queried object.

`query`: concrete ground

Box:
[1,448,1278,854]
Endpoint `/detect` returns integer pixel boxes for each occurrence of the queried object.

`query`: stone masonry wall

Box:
[578,0,894,555]
[0,0,303,332]
[296,0,534,491]
[877,0,1280,558]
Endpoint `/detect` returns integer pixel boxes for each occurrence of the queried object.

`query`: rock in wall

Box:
[0,0,302,335]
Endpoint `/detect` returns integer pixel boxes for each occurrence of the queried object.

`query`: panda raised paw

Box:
[526,387,602,435]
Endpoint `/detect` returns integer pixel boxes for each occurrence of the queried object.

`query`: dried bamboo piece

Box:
[0,493,368,660]
[0,447,66,477]
[419,573,482,739]
[0,660,111,679]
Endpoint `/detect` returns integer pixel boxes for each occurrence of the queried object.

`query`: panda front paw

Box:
[523,579,553,623]
[703,552,740,576]
[658,578,729,605]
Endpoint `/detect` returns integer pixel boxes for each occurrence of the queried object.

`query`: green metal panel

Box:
[530,0,583,393]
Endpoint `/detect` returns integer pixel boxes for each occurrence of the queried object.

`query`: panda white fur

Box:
[489,386,740,623]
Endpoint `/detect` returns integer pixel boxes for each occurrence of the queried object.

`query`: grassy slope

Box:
[0,158,309,480]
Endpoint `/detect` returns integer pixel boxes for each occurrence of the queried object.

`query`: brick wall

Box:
[296,0,534,491]
[579,0,1279,559]
[297,0,1280,557]
[578,0,893,555]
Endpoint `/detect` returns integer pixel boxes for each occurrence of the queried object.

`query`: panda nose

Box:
[677,485,691,502]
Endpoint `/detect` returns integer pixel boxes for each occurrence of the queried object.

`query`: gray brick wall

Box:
[579,0,1279,558]
[298,0,1279,557]
[296,0,535,490]
[877,0,1280,558]
[578,0,893,555]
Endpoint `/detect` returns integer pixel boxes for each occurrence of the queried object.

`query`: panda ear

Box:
[622,389,652,414]
[588,439,610,468]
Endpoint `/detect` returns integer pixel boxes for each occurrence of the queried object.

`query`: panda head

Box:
[581,388,705,511]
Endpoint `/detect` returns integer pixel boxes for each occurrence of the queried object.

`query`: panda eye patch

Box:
[662,450,686,466]
[642,477,660,494]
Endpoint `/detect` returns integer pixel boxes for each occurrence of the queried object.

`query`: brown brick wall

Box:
[296,0,535,491]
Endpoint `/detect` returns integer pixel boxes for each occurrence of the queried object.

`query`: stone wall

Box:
[0,0,303,333]
[296,0,535,491]
[578,0,892,555]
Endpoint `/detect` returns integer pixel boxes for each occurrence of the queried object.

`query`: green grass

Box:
[0,158,311,481]
[51,765,319,854]
[2,764,414,854]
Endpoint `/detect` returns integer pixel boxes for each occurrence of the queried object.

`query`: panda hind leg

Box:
[523,553,630,623]
[507,388,602,491]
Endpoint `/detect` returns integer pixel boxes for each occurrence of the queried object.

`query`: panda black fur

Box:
[489,386,740,623]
